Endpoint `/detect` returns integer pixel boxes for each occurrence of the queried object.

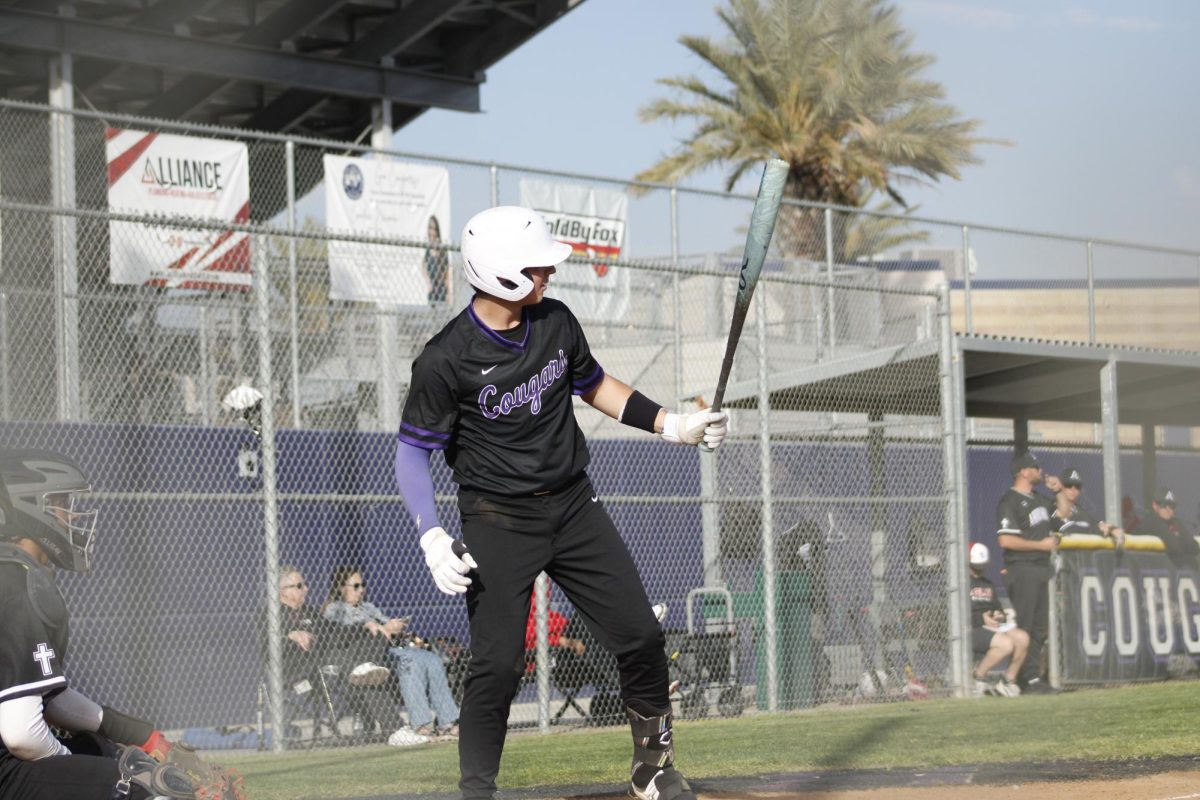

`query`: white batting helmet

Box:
[969,542,990,566]
[460,206,574,301]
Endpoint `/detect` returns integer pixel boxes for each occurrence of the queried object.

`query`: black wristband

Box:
[99,705,155,746]
[620,390,663,433]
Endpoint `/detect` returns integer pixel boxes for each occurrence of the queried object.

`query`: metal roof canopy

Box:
[0,0,583,140]
[721,334,1200,428]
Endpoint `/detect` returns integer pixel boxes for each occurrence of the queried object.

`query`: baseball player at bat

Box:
[395,206,727,800]
[0,449,243,800]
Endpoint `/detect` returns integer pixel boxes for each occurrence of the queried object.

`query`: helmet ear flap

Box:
[459,206,571,301]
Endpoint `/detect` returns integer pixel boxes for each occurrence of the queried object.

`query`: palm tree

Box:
[636,0,1001,259]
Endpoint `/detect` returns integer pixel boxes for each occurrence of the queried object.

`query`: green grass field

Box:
[226,681,1200,799]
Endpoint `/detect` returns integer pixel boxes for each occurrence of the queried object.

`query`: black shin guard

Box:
[625,701,694,800]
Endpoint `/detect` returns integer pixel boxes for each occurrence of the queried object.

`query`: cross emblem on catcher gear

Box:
[32,642,56,676]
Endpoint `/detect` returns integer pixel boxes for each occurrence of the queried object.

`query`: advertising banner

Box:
[519,179,629,320]
[1058,548,1200,683]
[106,128,251,289]
[324,156,451,306]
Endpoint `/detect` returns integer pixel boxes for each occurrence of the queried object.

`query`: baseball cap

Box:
[1009,451,1040,475]
[969,542,990,566]
[1155,488,1177,507]
[1060,467,1083,488]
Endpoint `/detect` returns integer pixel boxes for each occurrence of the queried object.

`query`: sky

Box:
[383,0,1200,262]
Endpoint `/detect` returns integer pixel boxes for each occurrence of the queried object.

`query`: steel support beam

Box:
[1142,423,1157,514]
[242,0,475,131]
[140,0,351,119]
[1100,359,1122,528]
[0,8,480,112]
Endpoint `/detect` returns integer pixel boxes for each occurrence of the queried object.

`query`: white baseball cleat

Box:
[387,727,430,747]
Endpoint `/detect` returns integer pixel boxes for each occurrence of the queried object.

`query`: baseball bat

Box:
[710,158,789,412]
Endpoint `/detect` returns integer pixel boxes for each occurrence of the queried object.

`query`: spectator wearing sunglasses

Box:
[323,565,460,739]
[266,566,391,689]
[1138,488,1199,569]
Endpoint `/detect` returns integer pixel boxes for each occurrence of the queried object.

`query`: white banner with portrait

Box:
[106,128,251,289]
[518,179,629,321]
[323,156,451,307]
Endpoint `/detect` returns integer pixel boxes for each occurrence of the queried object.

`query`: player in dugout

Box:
[0,449,243,800]
[394,206,728,800]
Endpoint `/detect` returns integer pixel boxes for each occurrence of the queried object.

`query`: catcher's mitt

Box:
[166,741,247,800]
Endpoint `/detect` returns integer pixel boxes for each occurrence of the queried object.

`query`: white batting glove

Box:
[661,409,728,449]
[420,527,478,596]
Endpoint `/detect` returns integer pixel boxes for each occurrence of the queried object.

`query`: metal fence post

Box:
[0,291,8,419]
[199,306,211,425]
[1100,358,1123,529]
[372,102,400,431]
[961,226,973,335]
[938,284,969,697]
[1086,241,1096,344]
[49,53,80,421]
[755,289,778,712]
[286,140,302,427]
[671,188,683,404]
[534,573,550,733]
[824,207,836,354]
[255,239,286,752]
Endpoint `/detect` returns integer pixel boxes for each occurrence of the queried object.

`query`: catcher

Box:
[0,449,244,800]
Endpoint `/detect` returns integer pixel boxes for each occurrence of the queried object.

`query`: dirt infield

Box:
[356,756,1200,800]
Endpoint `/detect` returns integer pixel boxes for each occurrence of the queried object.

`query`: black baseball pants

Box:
[1003,560,1051,684]
[0,733,153,800]
[456,472,667,800]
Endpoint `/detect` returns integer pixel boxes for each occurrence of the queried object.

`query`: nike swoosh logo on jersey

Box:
[482,365,498,374]
[591,495,599,503]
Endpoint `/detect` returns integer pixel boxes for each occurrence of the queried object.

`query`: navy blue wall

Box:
[2,420,1196,727]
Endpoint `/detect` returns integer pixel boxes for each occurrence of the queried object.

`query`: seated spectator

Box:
[265,566,429,747]
[968,543,1027,698]
[263,566,390,689]
[1137,488,1199,569]
[1046,467,1124,544]
[525,594,668,723]
[323,565,460,740]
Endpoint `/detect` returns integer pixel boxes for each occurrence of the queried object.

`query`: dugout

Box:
[717,322,1200,696]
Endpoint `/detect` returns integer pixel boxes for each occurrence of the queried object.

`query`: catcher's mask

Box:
[0,449,97,572]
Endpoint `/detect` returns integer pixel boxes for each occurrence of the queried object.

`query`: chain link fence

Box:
[2,99,1195,751]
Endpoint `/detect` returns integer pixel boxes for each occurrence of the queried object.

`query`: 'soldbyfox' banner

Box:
[106,128,251,289]
[519,179,628,321]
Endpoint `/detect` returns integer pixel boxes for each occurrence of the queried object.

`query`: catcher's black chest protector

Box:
[0,542,70,657]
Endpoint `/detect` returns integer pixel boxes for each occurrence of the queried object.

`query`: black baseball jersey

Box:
[399,298,604,496]
[969,572,1003,628]
[995,488,1054,565]
[1054,503,1102,536]
[1140,514,1200,568]
[0,562,69,761]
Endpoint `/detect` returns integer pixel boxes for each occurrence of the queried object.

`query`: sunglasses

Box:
[345,581,367,590]
[282,581,307,589]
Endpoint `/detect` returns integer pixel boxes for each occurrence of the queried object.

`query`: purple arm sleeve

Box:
[395,440,442,535]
